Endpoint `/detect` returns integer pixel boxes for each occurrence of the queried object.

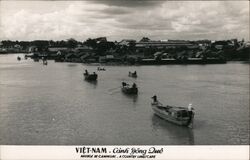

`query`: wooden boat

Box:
[83,70,98,81]
[151,99,194,127]
[121,82,138,94]
[128,71,137,78]
[97,67,106,71]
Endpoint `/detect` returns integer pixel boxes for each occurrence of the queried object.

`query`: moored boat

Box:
[83,70,98,81]
[97,67,106,71]
[121,82,138,94]
[151,96,194,128]
[128,71,137,78]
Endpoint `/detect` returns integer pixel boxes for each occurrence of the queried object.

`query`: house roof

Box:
[119,39,136,46]
[154,52,162,56]
[136,41,193,47]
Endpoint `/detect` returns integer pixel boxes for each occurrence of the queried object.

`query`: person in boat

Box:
[152,95,158,103]
[132,83,137,88]
[134,71,137,75]
[188,104,193,113]
[93,72,96,75]
[85,70,89,75]
[122,82,127,87]
[187,104,194,125]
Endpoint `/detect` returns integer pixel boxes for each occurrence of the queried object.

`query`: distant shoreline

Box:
[1,52,249,65]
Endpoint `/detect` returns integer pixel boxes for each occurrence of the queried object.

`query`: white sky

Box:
[0,0,249,41]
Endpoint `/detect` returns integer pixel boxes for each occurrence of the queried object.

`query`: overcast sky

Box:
[0,0,249,41]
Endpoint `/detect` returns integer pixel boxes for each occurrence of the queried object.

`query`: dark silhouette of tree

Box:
[84,38,97,49]
[128,41,136,52]
[32,40,49,51]
[139,37,150,42]
[67,38,78,48]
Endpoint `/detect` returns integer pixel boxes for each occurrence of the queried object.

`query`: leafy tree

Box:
[67,38,78,48]
[32,40,49,51]
[139,37,150,42]
[84,38,97,48]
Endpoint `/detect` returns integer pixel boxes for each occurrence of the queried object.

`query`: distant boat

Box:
[17,56,21,61]
[97,67,106,71]
[128,71,137,78]
[121,82,138,94]
[151,96,194,128]
[83,70,98,81]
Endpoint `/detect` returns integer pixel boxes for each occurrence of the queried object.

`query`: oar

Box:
[108,86,121,91]
[109,89,121,95]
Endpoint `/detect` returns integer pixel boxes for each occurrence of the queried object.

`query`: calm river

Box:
[0,54,249,145]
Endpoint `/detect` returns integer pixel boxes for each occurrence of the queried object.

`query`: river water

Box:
[0,54,249,145]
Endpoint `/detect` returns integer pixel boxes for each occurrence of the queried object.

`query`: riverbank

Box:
[5,52,249,65]
[1,38,249,65]
[23,53,228,65]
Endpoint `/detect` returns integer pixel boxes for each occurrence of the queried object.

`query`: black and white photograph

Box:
[0,0,249,158]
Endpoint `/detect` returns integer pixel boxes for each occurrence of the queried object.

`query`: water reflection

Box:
[121,93,138,103]
[151,114,195,145]
[84,80,98,86]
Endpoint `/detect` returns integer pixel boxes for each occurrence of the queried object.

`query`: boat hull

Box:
[152,105,193,126]
[97,68,106,71]
[128,72,137,78]
[121,87,138,94]
[84,74,98,81]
